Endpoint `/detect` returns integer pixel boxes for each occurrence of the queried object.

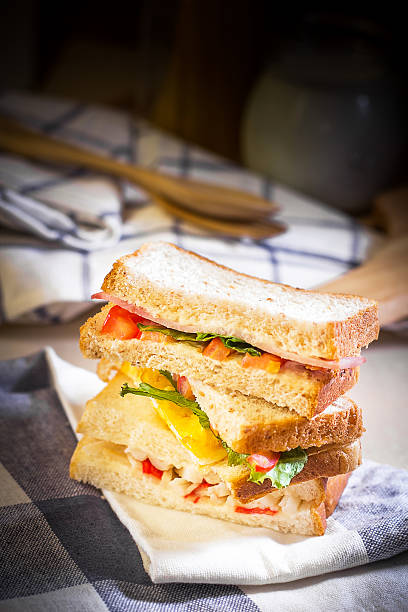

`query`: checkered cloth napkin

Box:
[0,90,378,325]
[1,350,407,611]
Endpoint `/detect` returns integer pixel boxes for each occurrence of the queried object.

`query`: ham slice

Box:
[92,292,199,331]
[92,292,365,369]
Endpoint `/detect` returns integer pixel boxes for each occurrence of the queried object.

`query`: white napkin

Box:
[47,347,372,585]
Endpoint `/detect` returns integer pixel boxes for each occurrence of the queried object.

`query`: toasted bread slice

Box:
[70,435,351,536]
[190,379,363,453]
[99,242,378,361]
[80,306,359,418]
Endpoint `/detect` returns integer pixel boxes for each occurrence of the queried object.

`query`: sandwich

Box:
[71,242,378,535]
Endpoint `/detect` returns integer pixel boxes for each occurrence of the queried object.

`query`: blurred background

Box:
[1,1,407,214]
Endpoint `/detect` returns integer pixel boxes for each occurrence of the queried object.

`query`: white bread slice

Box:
[76,372,362,502]
[80,305,359,418]
[70,435,351,536]
[190,379,363,453]
[78,371,363,456]
[100,242,379,360]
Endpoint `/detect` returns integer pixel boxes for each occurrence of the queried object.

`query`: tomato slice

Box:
[241,352,283,373]
[101,305,145,340]
[141,458,163,480]
[203,337,231,361]
[247,452,281,472]
[177,375,195,400]
[235,506,278,516]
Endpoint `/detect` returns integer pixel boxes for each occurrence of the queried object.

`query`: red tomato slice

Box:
[141,458,163,480]
[177,376,195,400]
[247,452,281,472]
[202,338,231,361]
[101,305,146,340]
[241,352,283,373]
[234,506,278,516]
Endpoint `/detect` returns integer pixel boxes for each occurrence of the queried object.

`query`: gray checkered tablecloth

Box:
[0,91,378,325]
[1,351,408,611]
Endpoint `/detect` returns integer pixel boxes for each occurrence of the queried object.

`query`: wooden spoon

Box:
[151,194,286,240]
[0,115,278,222]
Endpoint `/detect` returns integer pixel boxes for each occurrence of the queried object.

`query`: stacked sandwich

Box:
[71,242,379,535]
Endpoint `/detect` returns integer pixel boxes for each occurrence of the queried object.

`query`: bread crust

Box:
[100,242,379,360]
[315,368,359,416]
[324,472,351,517]
[312,502,327,536]
[80,306,360,418]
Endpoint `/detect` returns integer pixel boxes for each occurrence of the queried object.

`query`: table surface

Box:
[1,315,408,470]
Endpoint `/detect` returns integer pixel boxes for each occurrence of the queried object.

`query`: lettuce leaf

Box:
[195,333,261,356]
[137,324,261,356]
[158,369,178,390]
[220,442,249,467]
[247,448,308,488]
[137,324,198,342]
[121,381,198,407]
[120,382,210,429]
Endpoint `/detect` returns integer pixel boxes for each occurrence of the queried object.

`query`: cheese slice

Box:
[120,363,226,465]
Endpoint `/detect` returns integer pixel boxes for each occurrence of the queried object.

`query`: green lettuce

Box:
[120,381,210,429]
[137,324,261,356]
[247,448,308,488]
[220,443,249,467]
[158,369,178,389]
[137,324,198,342]
[195,333,261,356]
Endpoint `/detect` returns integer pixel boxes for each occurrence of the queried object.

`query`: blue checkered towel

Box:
[1,350,407,612]
[0,91,379,325]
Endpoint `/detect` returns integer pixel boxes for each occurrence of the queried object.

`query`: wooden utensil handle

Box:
[0,119,202,200]
[152,195,286,240]
[320,188,408,326]
[0,116,277,220]
[319,236,408,326]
